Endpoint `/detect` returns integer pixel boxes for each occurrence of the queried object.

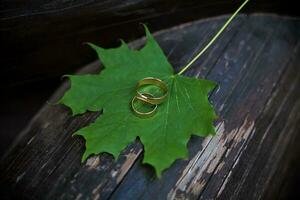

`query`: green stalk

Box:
[177,0,250,75]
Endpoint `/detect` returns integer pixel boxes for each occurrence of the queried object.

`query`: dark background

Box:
[0,1,299,197]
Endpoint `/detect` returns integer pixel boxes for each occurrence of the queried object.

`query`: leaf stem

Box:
[177,0,250,75]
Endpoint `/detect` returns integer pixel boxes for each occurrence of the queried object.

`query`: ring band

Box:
[136,77,168,105]
[131,93,158,118]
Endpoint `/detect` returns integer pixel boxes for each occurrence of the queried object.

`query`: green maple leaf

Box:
[60,27,217,176]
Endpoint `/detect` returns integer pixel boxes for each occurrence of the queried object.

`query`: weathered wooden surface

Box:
[1,14,300,200]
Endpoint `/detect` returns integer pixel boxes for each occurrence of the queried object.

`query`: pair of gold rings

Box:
[131,77,168,118]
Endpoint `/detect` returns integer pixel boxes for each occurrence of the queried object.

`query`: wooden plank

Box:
[202,23,300,200]
[1,14,300,200]
[203,45,300,200]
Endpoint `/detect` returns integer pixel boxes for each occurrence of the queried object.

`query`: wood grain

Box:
[1,14,300,200]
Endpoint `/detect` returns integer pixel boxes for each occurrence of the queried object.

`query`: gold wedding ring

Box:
[131,93,158,118]
[136,77,168,105]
